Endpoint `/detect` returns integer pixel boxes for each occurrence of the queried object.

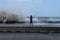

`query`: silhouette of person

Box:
[30,15,33,27]
[30,15,33,23]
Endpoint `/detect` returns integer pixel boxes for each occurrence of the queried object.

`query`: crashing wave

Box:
[0,10,27,23]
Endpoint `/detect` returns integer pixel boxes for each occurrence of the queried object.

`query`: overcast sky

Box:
[0,0,60,17]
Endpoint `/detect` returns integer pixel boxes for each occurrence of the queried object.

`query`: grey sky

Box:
[0,0,60,17]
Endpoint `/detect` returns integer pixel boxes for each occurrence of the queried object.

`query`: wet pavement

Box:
[0,33,60,40]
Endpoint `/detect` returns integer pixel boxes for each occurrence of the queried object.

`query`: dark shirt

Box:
[30,15,33,23]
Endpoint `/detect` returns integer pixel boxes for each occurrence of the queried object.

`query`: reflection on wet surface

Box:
[0,33,60,40]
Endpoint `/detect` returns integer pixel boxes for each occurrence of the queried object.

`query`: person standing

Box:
[30,15,33,27]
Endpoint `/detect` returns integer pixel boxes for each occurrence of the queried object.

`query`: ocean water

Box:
[0,23,60,27]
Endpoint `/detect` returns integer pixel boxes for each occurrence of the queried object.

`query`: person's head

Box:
[30,15,32,17]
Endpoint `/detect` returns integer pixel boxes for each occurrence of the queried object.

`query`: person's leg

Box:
[30,23,33,27]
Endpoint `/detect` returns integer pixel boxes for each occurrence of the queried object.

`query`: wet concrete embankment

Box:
[0,24,60,33]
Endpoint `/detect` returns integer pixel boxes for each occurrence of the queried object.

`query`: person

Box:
[30,15,33,27]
